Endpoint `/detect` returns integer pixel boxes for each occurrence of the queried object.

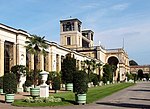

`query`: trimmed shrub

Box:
[61,53,76,83]
[103,64,113,83]
[3,73,17,94]
[102,76,107,84]
[92,74,99,86]
[0,76,3,89]
[52,76,61,93]
[73,70,88,94]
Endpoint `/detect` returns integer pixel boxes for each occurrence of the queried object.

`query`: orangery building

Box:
[0,18,130,85]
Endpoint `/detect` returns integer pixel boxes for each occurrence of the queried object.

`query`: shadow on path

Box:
[0,100,5,103]
[96,102,150,109]
[130,98,150,101]
[129,89,150,92]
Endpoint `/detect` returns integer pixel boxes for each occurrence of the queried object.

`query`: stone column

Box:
[48,53,51,71]
[74,21,78,31]
[58,55,61,72]
[40,54,44,71]
[78,60,81,70]
[0,40,4,76]
[13,44,17,65]
[51,53,56,71]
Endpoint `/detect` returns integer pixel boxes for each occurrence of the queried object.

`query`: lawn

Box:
[12,83,134,107]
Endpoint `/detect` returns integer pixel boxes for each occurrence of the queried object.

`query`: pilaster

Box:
[0,40,4,76]
[40,54,44,71]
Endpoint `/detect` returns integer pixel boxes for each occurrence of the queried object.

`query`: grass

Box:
[12,83,135,107]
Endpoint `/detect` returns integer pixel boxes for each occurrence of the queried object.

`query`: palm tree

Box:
[25,35,48,87]
[83,59,102,82]
[96,62,102,81]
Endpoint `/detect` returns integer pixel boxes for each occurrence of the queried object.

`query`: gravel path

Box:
[0,81,150,109]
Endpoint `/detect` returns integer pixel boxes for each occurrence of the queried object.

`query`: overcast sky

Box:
[0,0,150,65]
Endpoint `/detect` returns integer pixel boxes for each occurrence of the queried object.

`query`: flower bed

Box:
[24,96,62,103]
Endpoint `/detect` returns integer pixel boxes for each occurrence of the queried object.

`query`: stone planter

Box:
[0,89,3,94]
[30,88,40,97]
[75,93,86,104]
[66,83,73,91]
[5,94,15,103]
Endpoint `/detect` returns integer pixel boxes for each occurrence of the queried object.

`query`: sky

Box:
[0,0,150,65]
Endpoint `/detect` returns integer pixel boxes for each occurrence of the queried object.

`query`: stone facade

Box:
[130,65,150,74]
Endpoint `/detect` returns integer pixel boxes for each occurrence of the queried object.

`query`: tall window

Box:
[67,37,71,45]
[4,41,13,73]
[56,54,59,72]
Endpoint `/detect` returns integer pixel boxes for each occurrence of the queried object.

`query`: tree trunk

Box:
[34,54,38,88]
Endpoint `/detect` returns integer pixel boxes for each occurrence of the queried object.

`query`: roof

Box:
[60,18,82,24]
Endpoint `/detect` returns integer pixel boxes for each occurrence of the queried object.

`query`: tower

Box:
[82,30,94,48]
[60,18,82,49]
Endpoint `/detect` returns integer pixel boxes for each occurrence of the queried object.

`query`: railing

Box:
[106,48,123,53]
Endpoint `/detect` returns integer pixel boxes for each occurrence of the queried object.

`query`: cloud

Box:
[111,3,129,11]
[81,3,100,9]
[94,22,150,48]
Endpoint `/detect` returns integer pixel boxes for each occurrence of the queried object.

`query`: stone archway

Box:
[107,56,119,81]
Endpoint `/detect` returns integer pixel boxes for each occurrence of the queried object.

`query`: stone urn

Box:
[40,71,49,85]
[40,71,49,97]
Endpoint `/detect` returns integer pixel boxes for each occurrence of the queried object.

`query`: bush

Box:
[0,76,3,89]
[52,76,61,93]
[25,79,32,87]
[92,74,99,86]
[73,70,88,94]
[3,73,17,94]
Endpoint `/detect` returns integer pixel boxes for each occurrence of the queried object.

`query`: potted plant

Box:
[0,76,3,94]
[61,53,76,91]
[25,35,48,97]
[73,70,88,104]
[27,70,41,97]
[3,73,17,103]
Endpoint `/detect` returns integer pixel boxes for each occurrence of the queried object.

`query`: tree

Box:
[61,53,76,84]
[25,35,48,87]
[126,72,134,81]
[52,76,61,93]
[103,64,113,83]
[96,62,102,82]
[129,60,138,66]
[92,74,99,86]
[143,73,149,81]
[137,69,143,80]
[83,59,102,82]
